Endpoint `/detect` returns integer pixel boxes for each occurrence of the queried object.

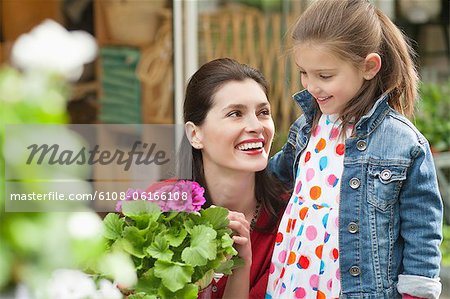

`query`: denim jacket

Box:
[269,90,443,299]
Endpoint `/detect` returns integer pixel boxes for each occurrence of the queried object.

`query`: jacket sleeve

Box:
[268,116,305,191]
[397,140,443,299]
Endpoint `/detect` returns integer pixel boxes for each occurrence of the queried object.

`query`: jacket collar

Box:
[292,89,391,136]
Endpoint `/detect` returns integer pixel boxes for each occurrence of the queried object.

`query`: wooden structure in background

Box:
[94,0,173,124]
[199,4,304,132]
[0,0,63,64]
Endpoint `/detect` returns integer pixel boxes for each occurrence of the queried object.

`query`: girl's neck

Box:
[203,165,257,218]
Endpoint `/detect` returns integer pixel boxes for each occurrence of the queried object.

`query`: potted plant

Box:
[102,182,240,299]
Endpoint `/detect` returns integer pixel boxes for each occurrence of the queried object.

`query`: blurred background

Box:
[0,0,449,297]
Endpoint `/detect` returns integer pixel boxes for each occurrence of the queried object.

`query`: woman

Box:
[182,58,287,298]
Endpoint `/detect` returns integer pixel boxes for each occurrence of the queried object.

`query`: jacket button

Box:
[348,222,359,233]
[212,286,217,293]
[349,178,360,189]
[380,169,392,181]
[356,140,367,151]
[349,266,360,276]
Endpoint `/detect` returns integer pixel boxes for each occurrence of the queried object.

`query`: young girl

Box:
[183,58,286,298]
[266,1,443,298]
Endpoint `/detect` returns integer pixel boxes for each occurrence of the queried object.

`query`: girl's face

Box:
[197,79,274,174]
[295,42,365,115]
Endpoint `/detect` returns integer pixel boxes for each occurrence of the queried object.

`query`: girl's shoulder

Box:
[384,109,429,146]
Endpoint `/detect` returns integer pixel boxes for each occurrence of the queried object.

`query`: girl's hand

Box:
[227,210,252,263]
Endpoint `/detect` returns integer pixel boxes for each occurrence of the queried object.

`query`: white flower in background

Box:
[11,19,97,81]
[68,212,104,239]
[46,269,123,299]
[100,251,138,289]
[94,279,123,299]
[47,269,97,299]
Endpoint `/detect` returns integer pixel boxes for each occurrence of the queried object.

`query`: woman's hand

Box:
[227,210,252,263]
[222,210,252,299]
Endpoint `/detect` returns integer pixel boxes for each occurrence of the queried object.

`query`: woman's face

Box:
[197,79,275,174]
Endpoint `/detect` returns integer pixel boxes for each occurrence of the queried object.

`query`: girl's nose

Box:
[307,81,320,95]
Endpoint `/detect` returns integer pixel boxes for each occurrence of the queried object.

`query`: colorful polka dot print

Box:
[267,114,351,299]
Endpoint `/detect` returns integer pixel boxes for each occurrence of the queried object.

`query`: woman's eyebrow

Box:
[222,104,247,111]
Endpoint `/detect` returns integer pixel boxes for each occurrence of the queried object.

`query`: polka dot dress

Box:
[266,114,351,299]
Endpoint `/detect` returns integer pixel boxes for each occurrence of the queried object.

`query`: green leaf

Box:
[127,293,157,299]
[166,227,187,247]
[121,227,146,258]
[222,233,238,256]
[181,225,217,266]
[146,235,173,261]
[103,213,124,240]
[220,233,234,249]
[200,207,229,230]
[122,200,162,227]
[134,268,161,295]
[159,283,199,299]
[214,258,235,275]
[154,260,194,292]
[194,269,214,290]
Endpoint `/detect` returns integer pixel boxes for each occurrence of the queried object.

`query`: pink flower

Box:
[115,181,206,213]
[147,180,206,213]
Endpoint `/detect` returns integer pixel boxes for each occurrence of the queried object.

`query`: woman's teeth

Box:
[237,142,263,151]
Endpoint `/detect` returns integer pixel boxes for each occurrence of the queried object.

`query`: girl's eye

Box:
[259,108,271,116]
[227,111,242,117]
[320,75,332,79]
[300,71,307,76]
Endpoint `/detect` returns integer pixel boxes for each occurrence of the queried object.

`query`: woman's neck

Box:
[203,165,257,218]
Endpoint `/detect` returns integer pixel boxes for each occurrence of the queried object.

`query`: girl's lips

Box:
[317,95,333,102]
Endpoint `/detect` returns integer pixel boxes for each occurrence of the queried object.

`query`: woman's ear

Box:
[363,53,382,80]
[185,121,203,149]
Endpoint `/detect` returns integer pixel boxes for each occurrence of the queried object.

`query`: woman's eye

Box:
[227,111,242,117]
[320,75,332,79]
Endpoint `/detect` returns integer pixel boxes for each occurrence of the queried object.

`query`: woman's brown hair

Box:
[182,58,286,232]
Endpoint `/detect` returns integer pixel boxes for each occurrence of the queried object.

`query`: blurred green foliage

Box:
[442,224,450,266]
[414,80,450,152]
[0,67,105,295]
[236,0,282,11]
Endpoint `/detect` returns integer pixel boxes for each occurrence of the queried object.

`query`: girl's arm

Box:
[222,211,252,299]
[397,141,443,299]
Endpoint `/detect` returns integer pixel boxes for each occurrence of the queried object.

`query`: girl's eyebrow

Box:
[299,66,337,72]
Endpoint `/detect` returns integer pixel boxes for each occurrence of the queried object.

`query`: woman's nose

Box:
[245,115,264,133]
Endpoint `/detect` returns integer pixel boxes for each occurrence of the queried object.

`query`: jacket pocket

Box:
[367,164,407,211]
